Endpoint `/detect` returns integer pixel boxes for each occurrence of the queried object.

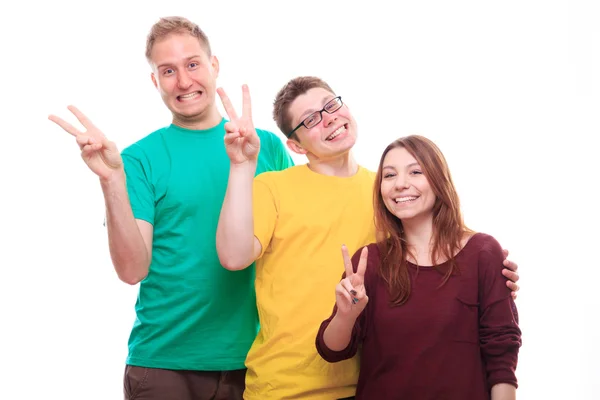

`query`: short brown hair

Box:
[145,16,212,62]
[273,76,334,139]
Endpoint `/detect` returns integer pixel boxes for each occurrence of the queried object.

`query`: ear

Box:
[211,55,220,78]
[151,72,158,90]
[286,138,308,155]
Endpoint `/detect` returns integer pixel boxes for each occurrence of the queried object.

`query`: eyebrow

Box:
[382,162,420,170]
[298,95,336,121]
[156,55,203,70]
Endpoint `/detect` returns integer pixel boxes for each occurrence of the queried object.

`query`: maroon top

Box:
[316,233,521,400]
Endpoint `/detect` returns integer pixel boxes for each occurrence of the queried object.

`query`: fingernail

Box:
[353,298,359,303]
[350,290,357,296]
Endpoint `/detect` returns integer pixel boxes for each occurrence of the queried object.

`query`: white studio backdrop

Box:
[0,0,598,399]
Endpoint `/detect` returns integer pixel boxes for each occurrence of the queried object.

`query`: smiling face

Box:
[286,87,357,160]
[380,146,436,223]
[149,33,220,128]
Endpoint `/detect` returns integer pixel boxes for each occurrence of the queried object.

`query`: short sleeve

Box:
[122,145,155,225]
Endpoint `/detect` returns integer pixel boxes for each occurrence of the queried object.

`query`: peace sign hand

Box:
[335,245,369,318]
[48,106,123,181]
[217,85,260,165]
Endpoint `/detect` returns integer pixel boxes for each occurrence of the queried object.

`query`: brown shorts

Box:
[123,365,246,400]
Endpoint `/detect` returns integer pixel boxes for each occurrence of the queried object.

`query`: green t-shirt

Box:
[121,119,294,370]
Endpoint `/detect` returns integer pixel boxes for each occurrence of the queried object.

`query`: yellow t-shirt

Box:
[244,165,377,400]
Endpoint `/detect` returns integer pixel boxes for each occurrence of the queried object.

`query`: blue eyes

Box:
[162,62,199,75]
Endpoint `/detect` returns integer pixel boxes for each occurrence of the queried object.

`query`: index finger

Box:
[356,246,369,277]
[217,87,239,121]
[48,114,82,137]
[242,84,252,120]
[341,245,354,277]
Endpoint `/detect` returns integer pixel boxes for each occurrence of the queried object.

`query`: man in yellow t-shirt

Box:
[214,77,520,399]
[216,77,373,399]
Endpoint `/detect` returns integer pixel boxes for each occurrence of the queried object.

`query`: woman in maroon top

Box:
[316,136,521,400]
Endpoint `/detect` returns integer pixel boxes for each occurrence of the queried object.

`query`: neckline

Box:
[406,232,480,268]
[168,118,225,135]
[300,164,364,180]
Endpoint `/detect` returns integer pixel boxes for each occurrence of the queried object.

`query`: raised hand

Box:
[48,106,123,181]
[217,84,260,164]
[336,245,369,318]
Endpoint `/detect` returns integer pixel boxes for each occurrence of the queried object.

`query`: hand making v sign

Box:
[336,245,369,319]
[217,84,261,164]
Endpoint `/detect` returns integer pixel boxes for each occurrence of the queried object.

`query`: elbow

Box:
[119,272,146,285]
[216,244,252,271]
[219,255,250,271]
[115,260,149,285]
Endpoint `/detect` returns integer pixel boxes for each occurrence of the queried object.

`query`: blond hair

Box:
[145,16,212,61]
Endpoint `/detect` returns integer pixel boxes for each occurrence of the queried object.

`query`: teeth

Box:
[180,92,199,99]
[326,125,346,140]
[395,197,417,203]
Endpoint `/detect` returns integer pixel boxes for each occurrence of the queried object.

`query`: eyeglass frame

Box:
[286,96,343,138]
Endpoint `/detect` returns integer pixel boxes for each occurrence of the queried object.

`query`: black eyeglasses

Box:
[287,96,343,138]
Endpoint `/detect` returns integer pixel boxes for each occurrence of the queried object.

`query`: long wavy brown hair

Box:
[374,135,474,306]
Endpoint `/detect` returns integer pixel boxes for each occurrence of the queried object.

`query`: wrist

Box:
[99,168,126,189]
[230,160,257,174]
[332,312,357,329]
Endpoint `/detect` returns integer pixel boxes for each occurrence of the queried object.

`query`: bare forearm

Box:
[323,314,357,352]
[491,383,516,400]
[217,161,257,270]
[101,171,150,284]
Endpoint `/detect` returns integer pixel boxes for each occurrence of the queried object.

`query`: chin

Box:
[176,105,207,118]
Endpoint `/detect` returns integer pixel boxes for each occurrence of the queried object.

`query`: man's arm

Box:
[216,162,262,270]
[215,85,262,271]
[49,106,152,285]
[102,171,153,284]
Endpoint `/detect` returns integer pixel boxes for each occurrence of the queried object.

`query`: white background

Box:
[1,0,598,399]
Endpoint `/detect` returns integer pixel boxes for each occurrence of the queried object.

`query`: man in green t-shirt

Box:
[49,16,293,400]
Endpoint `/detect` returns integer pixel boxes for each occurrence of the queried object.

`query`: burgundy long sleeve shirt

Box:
[316,233,521,399]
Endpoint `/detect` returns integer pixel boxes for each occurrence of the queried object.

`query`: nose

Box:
[177,70,193,89]
[395,173,410,190]
[322,110,337,127]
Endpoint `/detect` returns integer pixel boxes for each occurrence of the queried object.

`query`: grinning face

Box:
[380,147,436,223]
[286,87,358,160]
[149,33,220,128]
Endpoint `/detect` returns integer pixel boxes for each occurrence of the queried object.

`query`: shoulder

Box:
[358,166,377,181]
[256,127,283,142]
[255,165,305,183]
[465,232,504,274]
[121,126,169,159]
[469,232,503,257]
[256,127,287,153]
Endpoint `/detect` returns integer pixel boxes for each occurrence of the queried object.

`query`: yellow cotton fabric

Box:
[244,165,377,400]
